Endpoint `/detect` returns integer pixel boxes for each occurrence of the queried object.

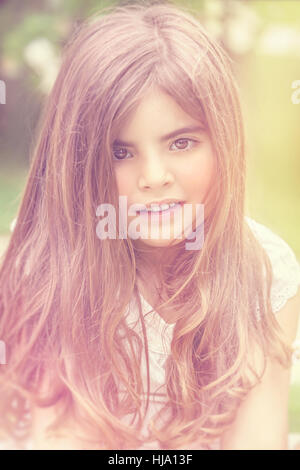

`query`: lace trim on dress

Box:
[245,217,300,318]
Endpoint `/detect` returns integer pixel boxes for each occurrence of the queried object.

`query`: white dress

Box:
[1,216,300,450]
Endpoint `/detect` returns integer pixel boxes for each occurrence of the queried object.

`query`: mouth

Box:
[137,201,185,217]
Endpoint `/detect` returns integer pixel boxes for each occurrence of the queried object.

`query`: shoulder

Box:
[245,216,300,315]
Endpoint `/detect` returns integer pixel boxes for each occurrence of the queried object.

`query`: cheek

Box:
[182,150,215,200]
[115,166,134,197]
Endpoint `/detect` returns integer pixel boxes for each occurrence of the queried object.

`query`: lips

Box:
[137,201,185,217]
[143,199,184,209]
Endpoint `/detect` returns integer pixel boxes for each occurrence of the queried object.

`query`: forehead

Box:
[116,88,202,140]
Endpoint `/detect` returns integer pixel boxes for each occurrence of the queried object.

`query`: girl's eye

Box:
[112,147,131,161]
[170,138,197,151]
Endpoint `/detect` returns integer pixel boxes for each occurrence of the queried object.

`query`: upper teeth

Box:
[143,202,179,212]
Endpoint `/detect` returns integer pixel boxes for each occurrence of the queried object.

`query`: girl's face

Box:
[112,88,216,248]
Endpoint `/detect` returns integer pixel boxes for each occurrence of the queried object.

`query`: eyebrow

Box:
[112,125,205,148]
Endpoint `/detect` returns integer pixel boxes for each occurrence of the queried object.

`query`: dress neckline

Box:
[124,290,175,355]
[138,291,177,327]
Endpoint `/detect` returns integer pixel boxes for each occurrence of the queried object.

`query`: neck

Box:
[134,240,182,279]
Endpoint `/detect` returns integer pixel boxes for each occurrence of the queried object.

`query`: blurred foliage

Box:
[289,384,300,432]
[3,13,61,61]
[0,164,27,234]
[243,52,300,256]
[251,0,300,26]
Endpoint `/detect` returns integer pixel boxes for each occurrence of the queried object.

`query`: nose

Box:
[138,154,174,190]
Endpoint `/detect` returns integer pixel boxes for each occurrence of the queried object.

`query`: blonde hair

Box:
[0,1,292,449]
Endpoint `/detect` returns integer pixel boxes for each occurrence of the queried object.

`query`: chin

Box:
[134,236,184,249]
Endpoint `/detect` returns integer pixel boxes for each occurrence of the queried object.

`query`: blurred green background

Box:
[0,0,299,437]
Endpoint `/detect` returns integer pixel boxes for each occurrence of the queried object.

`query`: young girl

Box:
[0,1,300,450]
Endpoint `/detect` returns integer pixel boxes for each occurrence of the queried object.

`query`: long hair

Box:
[0,1,292,449]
